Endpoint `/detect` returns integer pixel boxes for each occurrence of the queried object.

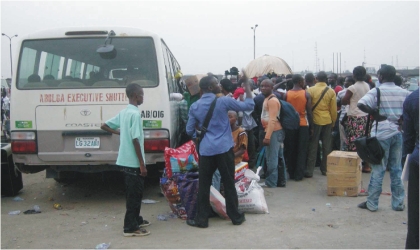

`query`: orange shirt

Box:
[286,89,308,126]
[261,94,282,139]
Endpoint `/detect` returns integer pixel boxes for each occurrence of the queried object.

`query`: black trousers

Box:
[195,148,244,226]
[406,147,419,249]
[123,169,145,233]
[285,126,309,180]
[246,129,257,169]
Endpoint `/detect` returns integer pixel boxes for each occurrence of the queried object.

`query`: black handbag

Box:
[354,88,385,165]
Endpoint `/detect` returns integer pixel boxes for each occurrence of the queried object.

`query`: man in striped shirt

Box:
[357,65,410,212]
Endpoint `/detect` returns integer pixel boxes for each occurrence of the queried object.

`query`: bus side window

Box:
[161,43,173,95]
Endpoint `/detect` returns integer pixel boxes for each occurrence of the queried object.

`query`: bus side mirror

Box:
[97,44,117,59]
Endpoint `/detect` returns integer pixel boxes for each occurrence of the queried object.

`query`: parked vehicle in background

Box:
[407,83,419,92]
[409,77,419,85]
[10,27,183,181]
[371,76,378,86]
[1,78,11,97]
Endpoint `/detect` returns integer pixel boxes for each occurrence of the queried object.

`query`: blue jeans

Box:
[366,133,405,211]
[265,129,285,187]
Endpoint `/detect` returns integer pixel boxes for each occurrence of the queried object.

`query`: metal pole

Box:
[9,41,13,77]
[340,53,341,75]
[333,53,334,74]
[336,53,338,75]
[2,33,18,78]
[253,30,255,59]
[251,24,258,59]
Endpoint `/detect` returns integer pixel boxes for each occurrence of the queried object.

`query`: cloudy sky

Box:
[1,0,419,78]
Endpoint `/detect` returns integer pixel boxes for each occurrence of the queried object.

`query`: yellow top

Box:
[307,82,337,125]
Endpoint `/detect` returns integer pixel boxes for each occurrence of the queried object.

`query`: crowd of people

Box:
[1,87,11,139]
[102,65,417,249]
[177,65,418,248]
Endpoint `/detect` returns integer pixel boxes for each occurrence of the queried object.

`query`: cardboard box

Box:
[234,162,248,183]
[327,151,362,173]
[327,170,361,187]
[327,183,362,197]
[184,75,204,96]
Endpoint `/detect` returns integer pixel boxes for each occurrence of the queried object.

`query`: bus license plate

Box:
[75,137,100,148]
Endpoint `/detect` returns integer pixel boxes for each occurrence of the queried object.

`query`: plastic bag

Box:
[209,186,230,220]
[160,175,187,220]
[235,167,269,214]
[169,154,198,173]
[175,172,199,220]
[164,140,199,178]
[95,243,111,249]
[234,162,249,183]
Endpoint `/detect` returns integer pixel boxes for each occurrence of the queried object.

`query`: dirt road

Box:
[1,169,408,249]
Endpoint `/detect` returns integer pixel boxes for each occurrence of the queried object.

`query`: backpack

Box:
[268,95,300,130]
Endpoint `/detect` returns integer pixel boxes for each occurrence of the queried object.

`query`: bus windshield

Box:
[17,37,159,89]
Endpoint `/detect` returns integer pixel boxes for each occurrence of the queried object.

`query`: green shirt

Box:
[183,92,200,110]
[106,104,145,168]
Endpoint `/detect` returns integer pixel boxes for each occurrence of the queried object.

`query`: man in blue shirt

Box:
[186,75,254,228]
[403,89,419,249]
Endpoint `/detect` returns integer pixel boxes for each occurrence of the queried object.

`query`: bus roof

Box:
[22,26,161,40]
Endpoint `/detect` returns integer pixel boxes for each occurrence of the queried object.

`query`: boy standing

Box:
[101,83,151,237]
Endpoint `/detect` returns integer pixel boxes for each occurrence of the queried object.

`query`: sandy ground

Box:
[1,168,408,249]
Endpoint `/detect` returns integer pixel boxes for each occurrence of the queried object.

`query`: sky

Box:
[1,0,419,78]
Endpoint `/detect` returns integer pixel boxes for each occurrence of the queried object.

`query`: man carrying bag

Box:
[186,73,254,228]
[356,65,410,212]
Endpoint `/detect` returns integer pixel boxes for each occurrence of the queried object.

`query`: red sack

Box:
[164,140,199,178]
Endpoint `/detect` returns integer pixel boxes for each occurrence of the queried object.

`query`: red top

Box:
[233,87,245,99]
[334,85,343,95]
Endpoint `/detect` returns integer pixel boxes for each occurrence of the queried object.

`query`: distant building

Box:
[366,67,376,74]
[396,68,419,78]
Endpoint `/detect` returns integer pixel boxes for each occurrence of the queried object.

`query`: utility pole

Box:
[314,42,320,72]
[336,53,338,75]
[333,53,335,74]
[251,24,258,59]
[340,53,341,75]
[2,33,18,78]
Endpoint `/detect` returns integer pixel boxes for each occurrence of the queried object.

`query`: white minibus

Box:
[10,27,184,181]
